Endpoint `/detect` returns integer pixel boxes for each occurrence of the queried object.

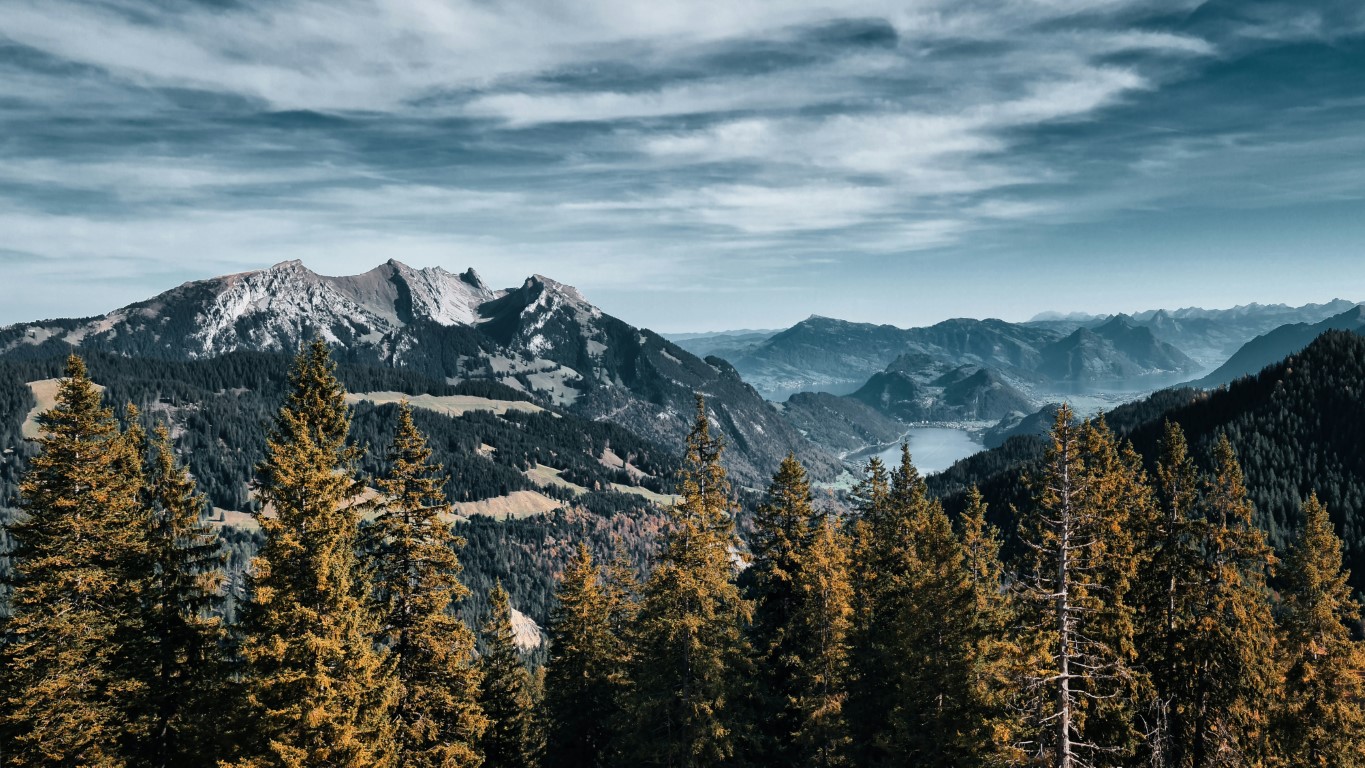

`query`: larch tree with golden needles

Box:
[624,395,751,768]
[1275,493,1365,766]
[368,402,486,768]
[0,356,144,768]
[233,340,397,768]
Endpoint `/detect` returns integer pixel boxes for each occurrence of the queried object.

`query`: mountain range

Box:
[0,260,839,486]
[672,299,1359,400]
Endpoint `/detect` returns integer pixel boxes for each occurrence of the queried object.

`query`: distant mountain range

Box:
[670,299,1360,400]
[1195,305,1365,387]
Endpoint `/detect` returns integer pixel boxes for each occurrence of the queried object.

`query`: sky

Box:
[1,0,1364,333]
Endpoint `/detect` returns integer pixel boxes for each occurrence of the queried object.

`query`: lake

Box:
[871,427,984,475]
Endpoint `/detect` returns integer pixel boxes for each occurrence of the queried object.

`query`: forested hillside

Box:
[3,346,1362,767]
[932,330,1365,593]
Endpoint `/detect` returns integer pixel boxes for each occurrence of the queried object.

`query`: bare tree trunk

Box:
[1057,457,1073,768]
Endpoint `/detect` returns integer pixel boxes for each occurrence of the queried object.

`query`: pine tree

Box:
[543,543,627,768]
[478,583,539,768]
[787,513,854,768]
[958,487,1020,762]
[124,422,231,768]
[1275,493,1365,766]
[842,456,896,763]
[624,395,750,768]
[1012,406,1136,768]
[369,402,486,768]
[1133,420,1206,765]
[747,453,816,764]
[0,355,144,768]
[1186,435,1280,766]
[232,340,397,768]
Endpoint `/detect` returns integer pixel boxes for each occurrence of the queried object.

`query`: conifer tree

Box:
[1185,435,1280,765]
[478,583,539,768]
[1275,493,1365,766]
[543,543,626,768]
[1012,406,1136,768]
[624,395,750,768]
[747,453,816,764]
[1133,420,1205,765]
[842,456,896,763]
[788,514,853,768]
[1071,419,1147,761]
[233,340,397,768]
[958,488,1020,761]
[0,356,144,768]
[369,402,486,768]
[123,422,231,768]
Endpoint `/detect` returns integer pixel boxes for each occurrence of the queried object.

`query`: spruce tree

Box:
[1012,406,1136,768]
[543,543,627,768]
[1186,435,1280,766]
[1071,419,1147,761]
[747,453,816,764]
[1275,493,1365,766]
[478,583,539,768]
[958,487,1020,762]
[788,514,853,768]
[624,395,750,768]
[1133,420,1205,765]
[0,356,144,768]
[124,422,231,768]
[842,456,895,763]
[369,402,486,768]
[233,340,397,768]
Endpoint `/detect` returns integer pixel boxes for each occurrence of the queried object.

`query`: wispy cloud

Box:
[1,0,1363,329]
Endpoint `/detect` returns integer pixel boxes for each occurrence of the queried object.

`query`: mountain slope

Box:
[1195,305,1365,387]
[723,312,1205,398]
[0,261,838,485]
[1037,315,1199,383]
[930,330,1365,594]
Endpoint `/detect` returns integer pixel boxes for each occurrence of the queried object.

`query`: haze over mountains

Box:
[671,299,1360,401]
[1,259,1361,486]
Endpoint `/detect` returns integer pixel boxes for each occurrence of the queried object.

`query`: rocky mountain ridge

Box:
[0,261,840,485]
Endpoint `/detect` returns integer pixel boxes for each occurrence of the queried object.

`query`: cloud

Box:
[1,0,1363,328]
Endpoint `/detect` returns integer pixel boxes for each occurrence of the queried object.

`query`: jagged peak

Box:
[526,274,590,306]
[265,259,310,274]
[460,267,485,290]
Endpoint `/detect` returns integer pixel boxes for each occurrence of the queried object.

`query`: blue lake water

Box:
[871,427,985,475]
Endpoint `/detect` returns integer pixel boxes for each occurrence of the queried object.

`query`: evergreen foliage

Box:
[123,422,232,768]
[623,396,751,768]
[231,341,398,768]
[1276,493,1365,765]
[369,402,486,768]
[541,544,629,768]
[477,583,540,768]
[0,356,144,767]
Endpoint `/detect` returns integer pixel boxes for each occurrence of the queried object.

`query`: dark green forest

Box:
[3,334,1365,768]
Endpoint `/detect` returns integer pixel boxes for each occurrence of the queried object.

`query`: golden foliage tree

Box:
[233,341,397,768]
[369,402,486,768]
